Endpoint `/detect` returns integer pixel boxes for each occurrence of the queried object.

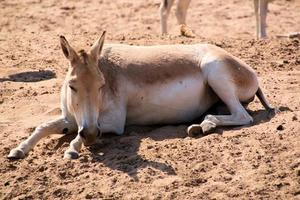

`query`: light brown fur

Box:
[8,32,274,160]
[101,45,200,85]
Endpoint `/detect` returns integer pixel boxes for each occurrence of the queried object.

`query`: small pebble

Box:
[97,152,104,156]
[292,115,298,121]
[59,171,66,179]
[85,194,93,199]
[276,125,284,131]
[38,166,47,172]
[41,91,49,95]
[79,156,89,163]
[283,60,289,64]
[147,145,153,149]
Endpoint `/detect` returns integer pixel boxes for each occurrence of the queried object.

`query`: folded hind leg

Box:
[187,80,253,136]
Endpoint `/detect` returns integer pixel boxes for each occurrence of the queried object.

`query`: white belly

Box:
[126,77,217,125]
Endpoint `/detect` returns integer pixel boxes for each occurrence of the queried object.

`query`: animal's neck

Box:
[98,59,119,97]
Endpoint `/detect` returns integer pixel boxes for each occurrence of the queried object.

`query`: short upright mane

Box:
[78,49,88,64]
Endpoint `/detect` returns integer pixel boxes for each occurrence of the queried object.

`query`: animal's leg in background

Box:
[160,0,175,35]
[254,0,268,39]
[64,134,82,159]
[175,0,191,25]
[8,117,77,159]
[254,0,259,38]
[259,0,268,38]
[176,0,195,38]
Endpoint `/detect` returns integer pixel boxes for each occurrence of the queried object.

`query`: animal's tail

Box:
[256,87,276,117]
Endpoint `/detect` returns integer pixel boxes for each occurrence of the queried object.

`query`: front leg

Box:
[64,134,82,159]
[63,105,126,159]
[8,117,77,159]
[63,118,125,160]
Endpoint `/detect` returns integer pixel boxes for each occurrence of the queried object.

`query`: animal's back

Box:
[100,44,210,86]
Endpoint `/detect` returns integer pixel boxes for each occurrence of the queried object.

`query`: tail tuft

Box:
[267,107,276,119]
[256,87,277,119]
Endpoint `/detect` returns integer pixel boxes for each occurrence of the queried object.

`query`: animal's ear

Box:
[59,35,78,62]
[90,31,106,61]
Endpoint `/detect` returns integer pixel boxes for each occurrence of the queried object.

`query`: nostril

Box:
[97,130,101,137]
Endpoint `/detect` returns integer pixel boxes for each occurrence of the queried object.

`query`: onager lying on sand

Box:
[8,31,274,160]
[160,0,270,39]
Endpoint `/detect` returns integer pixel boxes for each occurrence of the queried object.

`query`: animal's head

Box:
[60,31,106,146]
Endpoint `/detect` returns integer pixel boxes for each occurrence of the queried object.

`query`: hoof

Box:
[187,125,203,137]
[267,107,277,119]
[64,150,79,160]
[180,24,196,38]
[8,149,25,159]
[200,120,217,134]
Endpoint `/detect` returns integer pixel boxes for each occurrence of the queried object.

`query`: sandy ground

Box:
[0,0,300,199]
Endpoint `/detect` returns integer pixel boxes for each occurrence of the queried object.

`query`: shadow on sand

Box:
[0,70,56,82]
[52,106,282,180]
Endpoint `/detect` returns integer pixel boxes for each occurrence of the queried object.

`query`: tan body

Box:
[8,33,273,159]
[97,44,257,131]
[160,0,270,39]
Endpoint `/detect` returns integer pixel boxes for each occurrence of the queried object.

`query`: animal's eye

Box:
[69,85,77,92]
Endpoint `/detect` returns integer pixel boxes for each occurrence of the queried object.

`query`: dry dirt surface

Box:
[0,0,300,199]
